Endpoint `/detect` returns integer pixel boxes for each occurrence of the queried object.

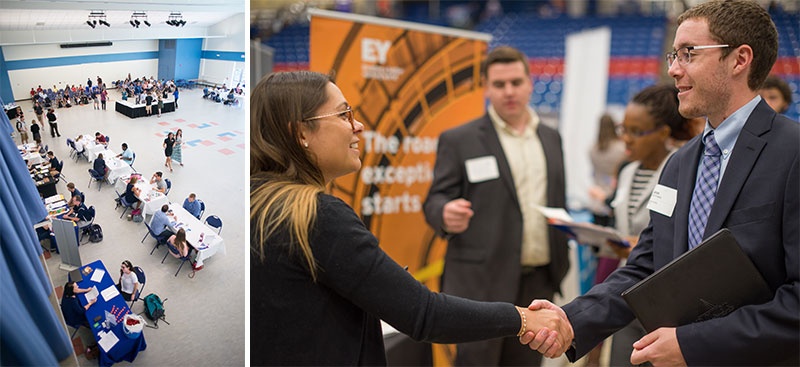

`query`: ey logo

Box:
[362,38,391,64]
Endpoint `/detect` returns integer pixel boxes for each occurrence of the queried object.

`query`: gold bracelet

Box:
[516,306,527,337]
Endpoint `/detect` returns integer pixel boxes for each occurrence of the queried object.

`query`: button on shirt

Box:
[488,105,550,267]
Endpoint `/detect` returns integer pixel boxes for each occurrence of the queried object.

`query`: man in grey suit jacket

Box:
[526,1,799,365]
[423,46,570,366]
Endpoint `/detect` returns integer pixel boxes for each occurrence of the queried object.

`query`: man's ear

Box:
[730,44,753,79]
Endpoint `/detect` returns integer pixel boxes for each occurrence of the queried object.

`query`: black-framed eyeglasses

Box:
[304,106,355,130]
[665,44,729,68]
[618,125,664,138]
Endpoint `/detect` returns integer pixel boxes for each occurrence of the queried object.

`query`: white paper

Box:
[97,330,119,352]
[91,269,105,283]
[84,286,99,303]
[465,156,500,183]
[647,184,678,217]
[101,285,120,302]
[534,206,574,222]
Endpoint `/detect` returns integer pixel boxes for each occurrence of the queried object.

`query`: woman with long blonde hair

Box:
[250,71,570,365]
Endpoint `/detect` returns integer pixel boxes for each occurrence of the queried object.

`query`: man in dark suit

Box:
[423,46,570,366]
[527,1,799,365]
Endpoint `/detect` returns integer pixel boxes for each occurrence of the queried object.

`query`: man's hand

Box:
[630,327,686,367]
[519,299,574,358]
[442,198,473,234]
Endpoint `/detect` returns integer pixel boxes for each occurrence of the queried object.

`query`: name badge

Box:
[647,184,677,217]
[465,156,500,183]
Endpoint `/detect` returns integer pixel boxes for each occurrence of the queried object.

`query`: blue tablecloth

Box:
[76,260,147,366]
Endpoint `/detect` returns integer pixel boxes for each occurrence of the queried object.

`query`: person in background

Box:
[30,119,41,145]
[66,182,83,201]
[93,153,108,180]
[173,86,180,109]
[116,260,140,302]
[117,143,134,166]
[163,132,175,172]
[100,88,108,110]
[171,129,184,167]
[526,1,799,365]
[95,132,107,145]
[73,135,86,157]
[758,74,793,114]
[63,194,91,228]
[150,171,167,193]
[423,46,570,366]
[250,70,572,366]
[182,193,201,219]
[16,115,29,145]
[157,95,164,117]
[167,228,191,258]
[124,175,142,210]
[47,151,61,176]
[46,108,60,137]
[60,280,97,329]
[150,204,175,239]
[33,101,44,127]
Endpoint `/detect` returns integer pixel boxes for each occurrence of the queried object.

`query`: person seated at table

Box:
[150,204,175,239]
[150,171,167,194]
[63,195,91,227]
[124,176,142,210]
[61,280,98,329]
[47,150,61,177]
[167,228,192,258]
[37,224,59,253]
[117,143,134,166]
[182,193,201,219]
[73,135,86,156]
[66,182,83,202]
[95,132,107,145]
[93,153,108,180]
[117,260,140,302]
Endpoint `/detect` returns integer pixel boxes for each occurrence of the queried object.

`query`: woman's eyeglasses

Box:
[304,106,355,130]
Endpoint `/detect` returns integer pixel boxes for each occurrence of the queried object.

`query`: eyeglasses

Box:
[618,125,663,138]
[666,44,729,68]
[304,106,355,130]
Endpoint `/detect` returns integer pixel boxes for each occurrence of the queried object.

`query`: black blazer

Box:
[563,100,799,366]
[423,114,570,303]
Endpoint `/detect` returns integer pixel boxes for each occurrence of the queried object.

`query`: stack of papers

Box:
[536,206,628,258]
[97,330,119,352]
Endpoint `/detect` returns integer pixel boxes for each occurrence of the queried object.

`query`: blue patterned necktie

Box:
[688,130,722,249]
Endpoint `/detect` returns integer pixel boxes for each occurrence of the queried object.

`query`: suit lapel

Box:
[477,117,520,209]
[703,101,772,238]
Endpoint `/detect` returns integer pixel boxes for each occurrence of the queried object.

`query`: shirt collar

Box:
[702,95,761,155]
[488,105,539,137]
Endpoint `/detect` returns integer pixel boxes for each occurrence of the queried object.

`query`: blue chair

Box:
[204,215,222,235]
[197,200,205,219]
[162,241,192,277]
[164,178,172,196]
[130,152,137,172]
[115,191,135,219]
[74,143,87,162]
[129,266,146,310]
[142,221,169,254]
[88,168,104,190]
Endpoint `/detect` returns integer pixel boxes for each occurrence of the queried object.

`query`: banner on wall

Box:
[309,8,491,363]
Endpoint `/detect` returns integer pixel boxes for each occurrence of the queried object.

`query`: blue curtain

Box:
[0,97,72,365]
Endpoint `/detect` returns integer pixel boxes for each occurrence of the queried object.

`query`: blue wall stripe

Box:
[201,51,244,62]
[0,48,14,103]
[5,51,159,71]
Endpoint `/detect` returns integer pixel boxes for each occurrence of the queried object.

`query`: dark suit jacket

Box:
[563,100,799,366]
[423,114,570,303]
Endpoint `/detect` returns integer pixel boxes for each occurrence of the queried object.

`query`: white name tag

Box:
[647,184,677,217]
[465,155,500,183]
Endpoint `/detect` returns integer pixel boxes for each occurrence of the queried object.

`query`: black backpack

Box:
[88,224,103,243]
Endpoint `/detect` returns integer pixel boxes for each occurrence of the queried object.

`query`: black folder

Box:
[621,228,772,332]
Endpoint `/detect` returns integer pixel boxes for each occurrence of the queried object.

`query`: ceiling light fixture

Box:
[129,11,151,28]
[166,12,186,27]
[86,11,108,28]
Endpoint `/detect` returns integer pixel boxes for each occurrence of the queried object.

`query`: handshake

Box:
[516,300,573,358]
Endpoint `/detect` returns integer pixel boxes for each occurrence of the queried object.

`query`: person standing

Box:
[157,95,164,117]
[171,129,184,167]
[30,120,41,145]
[100,88,108,110]
[46,108,60,137]
[163,132,175,172]
[145,91,153,116]
[526,1,799,365]
[16,115,29,145]
[33,101,44,128]
[173,86,179,109]
[423,46,570,366]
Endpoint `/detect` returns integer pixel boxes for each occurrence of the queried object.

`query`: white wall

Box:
[199,13,245,86]
[5,40,159,101]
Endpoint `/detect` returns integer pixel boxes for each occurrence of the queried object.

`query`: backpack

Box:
[143,293,165,327]
[88,224,103,243]
[131,208,143,223]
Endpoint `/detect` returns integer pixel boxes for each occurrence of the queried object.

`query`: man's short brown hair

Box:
[481,46,530,77]
[677,0,778,91]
